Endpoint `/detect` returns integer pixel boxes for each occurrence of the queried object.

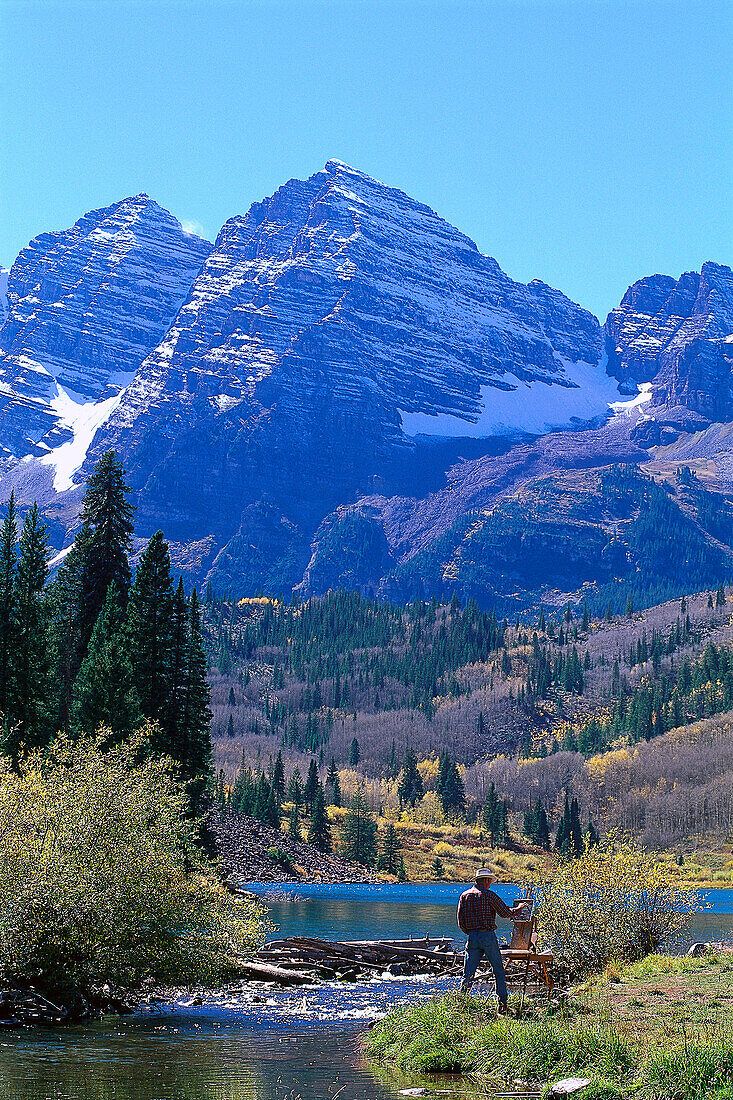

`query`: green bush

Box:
[268,846,295,872]
[529,838,702,977]
[0,730,267,995]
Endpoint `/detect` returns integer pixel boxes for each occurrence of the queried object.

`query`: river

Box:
[2,884,731,1100]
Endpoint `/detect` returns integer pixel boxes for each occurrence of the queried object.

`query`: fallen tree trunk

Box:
[236,960,317,986]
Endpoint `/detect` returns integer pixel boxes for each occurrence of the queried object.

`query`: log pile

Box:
[248,935,460,983]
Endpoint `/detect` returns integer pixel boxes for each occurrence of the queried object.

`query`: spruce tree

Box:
[177,587,213,818]
[0,492,18,721]
[288,795,302,839]
[376,821,402,874]
[47,523,93,728]
[307,783,331,852]
[79,451,134,639]
[70,582,139,739]
[438,754,466,819]
[304,758,319,811]
[340,787,377,866]
[272,750,285,802]
[128,531,174,723]
[5,505,51,759]
[398,746,423,806]
[349,736,360,766]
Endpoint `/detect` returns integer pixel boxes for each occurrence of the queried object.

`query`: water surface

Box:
[2,883,731,1100]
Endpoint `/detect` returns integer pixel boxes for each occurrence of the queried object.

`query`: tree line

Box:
[0,452,212,817]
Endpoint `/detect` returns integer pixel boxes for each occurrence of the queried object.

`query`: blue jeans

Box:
[460,930,508,1003]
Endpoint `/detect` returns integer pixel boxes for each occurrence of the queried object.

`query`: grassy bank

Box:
[364,953,733,1098]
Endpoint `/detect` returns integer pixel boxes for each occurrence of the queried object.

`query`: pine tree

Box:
[5,505,51,759]
[287,768,304,807]
[272,750,285,802]
[376,821,402,874]
[398,746,423,806]
[79,451,134,640]
[307,783,331,852]
[349,736,360,766]
[70,582,139,739]
[717,582,726,608]
[569,797,584,856]
[48,524,93,729]
[340,787,377,866]
[177,587,213,818]
[437,752,466,819]
[304,758,319,811]
[431,856,444,879]
[587,816,600,847]
[128,531,174,723]
[288,795,302,839]
[0,492,18,721]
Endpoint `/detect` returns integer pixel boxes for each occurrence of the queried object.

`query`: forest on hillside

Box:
[203,578,733,855]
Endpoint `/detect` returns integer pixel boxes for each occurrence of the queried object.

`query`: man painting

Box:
[456,868,524,1010]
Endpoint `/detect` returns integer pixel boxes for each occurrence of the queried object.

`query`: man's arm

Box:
[487,889,516,921]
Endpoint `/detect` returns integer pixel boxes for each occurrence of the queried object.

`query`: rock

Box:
[687,942,709,957]
[549,1079,592,1097]
[10,160,614,586]
[604,261,733,424]
[0,196,211,481]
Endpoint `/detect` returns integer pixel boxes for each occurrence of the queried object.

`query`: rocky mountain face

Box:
[0,196,211,476]
[604,262,733,435]
[84,160,613,586]
[0,163,730,610]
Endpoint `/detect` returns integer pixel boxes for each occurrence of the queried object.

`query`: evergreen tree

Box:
[587,816,600,848]
[6,505,51,759]
[79,451,134,642]
[716,582,726,608]
[0,492,18,721]
[304,758,319,811]
[177,587,213,817]
[127,531,174,723]
[349,736,360,766]
[569,797,584,856]
[376,821,402,874]
[340,787,377,866]
[437,752,466,818]
[288,794,302,839]
[287,768,304,807]
[431,856,444,879]
[398,746,423,806]
[272,750,285,802]
[48,525,92,729]
[70,583,139,739]
[307,783,331,852]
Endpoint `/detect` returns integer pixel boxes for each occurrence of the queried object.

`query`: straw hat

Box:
[475,868,497,883]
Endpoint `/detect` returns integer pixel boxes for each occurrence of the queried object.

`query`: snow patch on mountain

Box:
[399,357,623,438]
[40,380,132,491]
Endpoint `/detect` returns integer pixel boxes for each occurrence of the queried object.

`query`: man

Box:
[456,868,524,1009]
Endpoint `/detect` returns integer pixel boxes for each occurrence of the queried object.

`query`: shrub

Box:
[268,846,295,872]
[0,731,267,995]
[529,838,702,977]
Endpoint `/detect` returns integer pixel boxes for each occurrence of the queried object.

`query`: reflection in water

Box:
[1,884,730,1100]
[0,1018,396,1100]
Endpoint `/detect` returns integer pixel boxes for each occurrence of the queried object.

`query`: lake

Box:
[2,883,731,1100]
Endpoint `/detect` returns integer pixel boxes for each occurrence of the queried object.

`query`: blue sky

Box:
[1,0,730,320]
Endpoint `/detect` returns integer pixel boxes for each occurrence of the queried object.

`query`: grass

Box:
[364,954,733,1098]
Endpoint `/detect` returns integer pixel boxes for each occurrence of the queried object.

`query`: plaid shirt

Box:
[457,885,513,933]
